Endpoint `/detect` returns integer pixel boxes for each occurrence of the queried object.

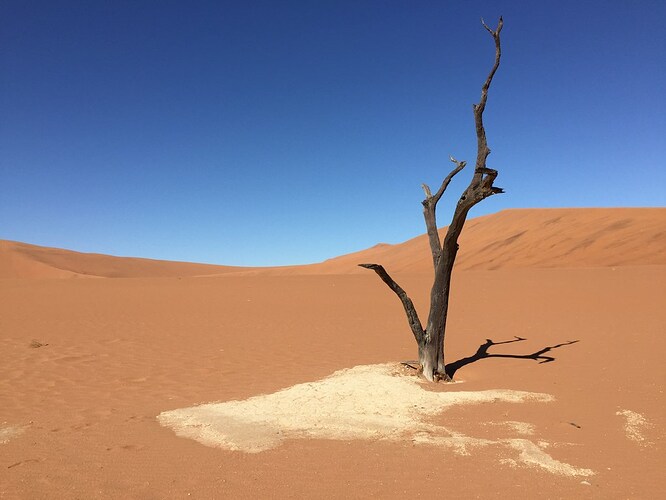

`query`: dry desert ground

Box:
[1,208,664,499]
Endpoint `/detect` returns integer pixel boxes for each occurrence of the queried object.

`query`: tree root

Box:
[400,361,453,382]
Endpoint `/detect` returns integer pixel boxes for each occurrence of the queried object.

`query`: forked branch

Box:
[421,157,467,269]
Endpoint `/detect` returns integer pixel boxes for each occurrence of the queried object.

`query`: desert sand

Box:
[1,208,664,498]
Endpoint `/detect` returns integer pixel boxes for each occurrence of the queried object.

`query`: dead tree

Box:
[360,18,504,382]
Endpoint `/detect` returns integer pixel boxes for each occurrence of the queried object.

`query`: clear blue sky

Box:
[1,1,664,266]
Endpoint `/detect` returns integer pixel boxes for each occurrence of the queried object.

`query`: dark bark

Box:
[360,18,504,382]
[358,263,425,345]
[421,158,466,270]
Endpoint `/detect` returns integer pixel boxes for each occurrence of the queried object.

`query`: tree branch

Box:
[473,16,503,184]
[358,263,425,344]
[433,157,466,205]
[420,18,502,274]
[421,157,467,269]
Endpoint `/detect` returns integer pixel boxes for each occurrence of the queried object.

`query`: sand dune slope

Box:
[311,207,666,274]
[2,208,663,279]
[0,240,246,279]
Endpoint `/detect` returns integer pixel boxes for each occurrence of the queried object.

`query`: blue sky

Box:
[1,1,664,266]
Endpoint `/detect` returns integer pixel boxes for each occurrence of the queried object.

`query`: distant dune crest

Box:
[1,208,664,279]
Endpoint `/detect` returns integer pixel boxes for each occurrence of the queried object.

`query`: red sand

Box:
[1,208,664,498]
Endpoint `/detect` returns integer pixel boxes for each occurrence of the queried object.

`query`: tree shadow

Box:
[445,337,580,379]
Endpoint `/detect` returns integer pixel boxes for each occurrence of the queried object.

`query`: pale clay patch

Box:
[0,425,24,444]
[158,364,594,477]
[616,409,653,445]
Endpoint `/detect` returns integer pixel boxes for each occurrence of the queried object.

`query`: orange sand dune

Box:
[0,240,249,279]
[310,207,666,274]
[2,208,664,279]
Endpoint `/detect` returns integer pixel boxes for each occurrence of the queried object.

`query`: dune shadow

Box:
[445,337,579,379]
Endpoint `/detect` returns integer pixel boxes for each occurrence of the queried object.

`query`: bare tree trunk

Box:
[360,18,504,382]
